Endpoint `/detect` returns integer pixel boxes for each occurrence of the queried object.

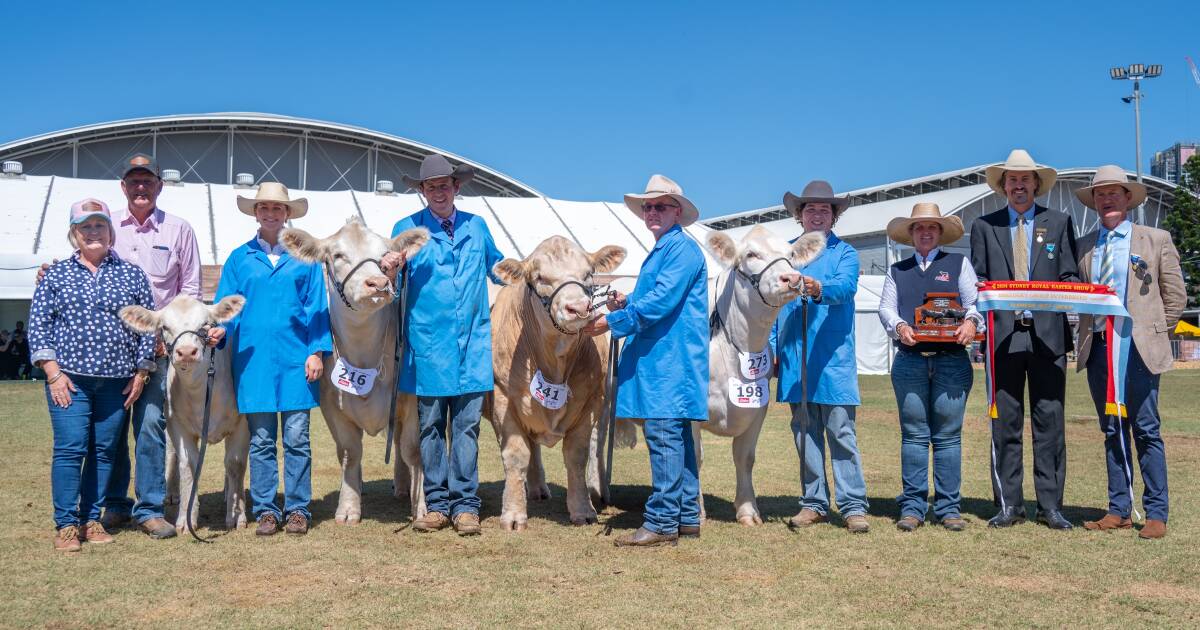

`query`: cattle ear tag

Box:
[737,347,771,380]
[530,370,569,410]
[331,357,379,396]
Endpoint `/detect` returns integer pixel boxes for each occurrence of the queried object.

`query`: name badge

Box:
[727,377,769,408]
[738,347,772,380]
[530,370,569,410]
[331,357,379,396]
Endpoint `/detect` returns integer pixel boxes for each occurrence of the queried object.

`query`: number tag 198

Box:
[330,357,379,396]
[727,377,768,408]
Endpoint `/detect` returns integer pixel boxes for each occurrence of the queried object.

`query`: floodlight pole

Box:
[1133,77,1144,225]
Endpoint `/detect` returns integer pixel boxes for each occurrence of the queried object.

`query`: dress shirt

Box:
[255,233,288,266]
[111,207,202,308]
[879,248,984,339]
[1091,219,1132,330]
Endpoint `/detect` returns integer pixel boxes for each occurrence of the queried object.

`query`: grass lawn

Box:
[1,368,1198,628]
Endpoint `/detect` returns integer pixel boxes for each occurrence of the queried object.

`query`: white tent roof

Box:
[0,175,720,300]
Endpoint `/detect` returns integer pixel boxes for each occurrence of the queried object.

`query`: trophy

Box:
[912,292,984,342]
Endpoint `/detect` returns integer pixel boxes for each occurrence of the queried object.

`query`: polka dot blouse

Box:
[29,251,157,378]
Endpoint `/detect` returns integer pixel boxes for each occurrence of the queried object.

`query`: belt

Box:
[899,347,967,358]
[1014,313,1034,327]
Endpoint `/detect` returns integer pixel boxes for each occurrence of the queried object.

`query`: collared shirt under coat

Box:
[772,232,860,405]
[393,208,505,397]
[607,224,709,421]
[215,237,332,414]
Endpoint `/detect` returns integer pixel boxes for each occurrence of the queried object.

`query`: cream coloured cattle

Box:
[281,217,430,525]
[488,236,626,531]
[120,294,248,533]
[699,226,825,525]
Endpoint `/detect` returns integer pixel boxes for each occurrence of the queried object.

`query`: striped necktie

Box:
[1095,231,1119,331]
[441,218,454,242]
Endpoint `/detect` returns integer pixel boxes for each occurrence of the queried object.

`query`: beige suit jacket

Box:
[1076,223,1186,374]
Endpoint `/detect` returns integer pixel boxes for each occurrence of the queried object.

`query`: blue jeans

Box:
[890,350,972,520]
[417,393,484,518]
[47,374,128,529]
[105,357,168,523]
[1086,338,1169,522]
[790,402,869,516]
[246,410,312,520]
[641,418,701,535]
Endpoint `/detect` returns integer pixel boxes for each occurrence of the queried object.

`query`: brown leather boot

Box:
[1139,519,1167,540]
[54,526,82,552]
[137,517,177,539]
[895,516,922,532]
[284,512,309,535]
[81,521,114,544]
[1083,513,1133,531]
[787,508,828,530]
[413,511,451,533]
[845,514,870,534]
[255,513,279,536]
[614,526,678,547]
[453,512,481,536]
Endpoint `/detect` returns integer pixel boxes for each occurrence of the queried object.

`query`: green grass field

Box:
[1,369,1198,628]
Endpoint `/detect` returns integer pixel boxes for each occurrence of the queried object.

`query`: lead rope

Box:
[601,335,621,535]
[384,267,408,465]
[184,343,216,543]
[798,298,810,511]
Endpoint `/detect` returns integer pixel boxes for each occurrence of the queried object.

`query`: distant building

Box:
[1151,142,1198,184]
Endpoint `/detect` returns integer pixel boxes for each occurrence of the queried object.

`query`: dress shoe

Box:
[939,516,967,532]
[1139,519,1167,540]
[453,512,481,536]
[138,517,178,539]
[413,511,451,533]
[987,507,1026,528]
[54,526,82,552]
[255,513,280,536]
[100,510,132,531]
[1083,513,1132,531]
[896,516,922,532]
[845,514,870,534]
[614,526,678,547]
[787,508,828,530]
[1036,509,1073,530]
[678,524,700,538]
[284,512,309,535]
[81,521,114,544]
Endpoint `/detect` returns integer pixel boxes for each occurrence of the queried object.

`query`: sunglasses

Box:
[642,203,680,214]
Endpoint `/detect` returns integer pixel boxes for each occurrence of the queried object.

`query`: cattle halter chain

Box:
[326,258,395,311]
[736,256,801,308]
[527,280,610,335]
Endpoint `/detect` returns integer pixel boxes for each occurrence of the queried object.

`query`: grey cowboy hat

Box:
[402,154,475,190]
[1074,164,1147,210]
[783,180,850,217]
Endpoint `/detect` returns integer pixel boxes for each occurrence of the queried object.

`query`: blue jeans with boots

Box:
[417,393,484,519]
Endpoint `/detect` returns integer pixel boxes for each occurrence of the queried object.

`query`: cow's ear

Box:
[210,295,246,323]
[492,259,527,284]
[281,228,325,262]
[706,232,738,266]
[791,231,826,265]
[119,305,161,334]
[391,227,430,259]
[589,245,626,273]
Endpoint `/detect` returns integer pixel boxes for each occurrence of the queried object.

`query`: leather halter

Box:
[326,258,395,311]
[736,256,797,307]
[527,279,610,335]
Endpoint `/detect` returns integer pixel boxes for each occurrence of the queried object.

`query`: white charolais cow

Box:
[488,236,627,531]
[120,294,249,533]
[281,217,430,525]
[700,226,825,525]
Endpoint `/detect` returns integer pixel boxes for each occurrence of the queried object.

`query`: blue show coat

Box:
[772,232,860,406]
[215,238,332,414]
[608,225,709,421]
[392,208,505,397]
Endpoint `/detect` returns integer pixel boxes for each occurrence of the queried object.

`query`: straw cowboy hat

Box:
[236,182,309,218]
[402,154,475,190]
[623,174,700,227]
[886,202,964,246]
[1074,164,1147,210]
[985,149,1057,197]
[783,180,850,217]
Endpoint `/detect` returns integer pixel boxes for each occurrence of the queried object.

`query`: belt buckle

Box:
[919,351,938,357]
[1015,311,1033,326]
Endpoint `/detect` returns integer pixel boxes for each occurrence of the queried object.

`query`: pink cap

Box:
[70,198,112,224]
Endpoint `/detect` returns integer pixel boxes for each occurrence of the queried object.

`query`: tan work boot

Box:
[284,512,309,535]
[787,508,828,530]
[453,512,481,536]
[138,517,177,539]
[845,514,870,534]
[1083,513,1133,531]
[413,511,451,533]
[614,526,678,547]
[1139,519,1167,540]
[54,526,82,552]
[255,513,279,536]
[81,521,114,544]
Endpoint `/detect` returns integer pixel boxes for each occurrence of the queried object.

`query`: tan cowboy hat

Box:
[236,182,308,218]
[623,174,700,227]
[886,202,964,246]
[783,180,850,217]
[1074,164,1147,210]
[985,149,1057,197]
[402,154,475,190]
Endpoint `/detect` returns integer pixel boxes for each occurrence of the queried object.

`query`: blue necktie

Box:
[441,218,454,242]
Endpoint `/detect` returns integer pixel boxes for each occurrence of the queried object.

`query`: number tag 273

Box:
[330,357,379,396]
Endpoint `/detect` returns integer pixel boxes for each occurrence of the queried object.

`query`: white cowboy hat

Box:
[623,174,700,227]
[886,202,965,246]
[985,149,1057,197]
[236,182,308,219]
[1074,164,1147,210]
[783,180,850,217]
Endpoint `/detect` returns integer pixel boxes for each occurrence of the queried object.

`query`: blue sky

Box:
[3,1,1200,217]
